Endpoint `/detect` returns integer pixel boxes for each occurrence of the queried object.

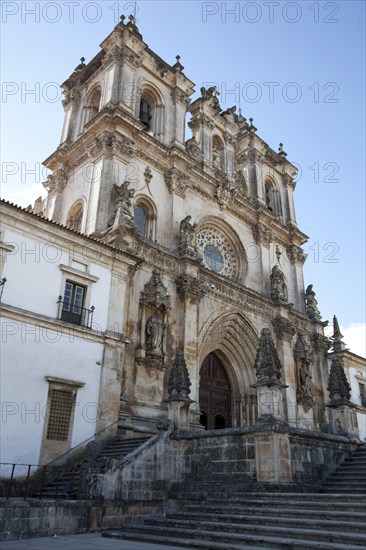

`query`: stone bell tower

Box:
[41,15,195,236]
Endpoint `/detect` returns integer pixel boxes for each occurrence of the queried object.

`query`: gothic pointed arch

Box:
[199,311,259,427]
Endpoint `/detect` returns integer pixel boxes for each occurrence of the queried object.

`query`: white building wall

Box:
[0,316,103,467]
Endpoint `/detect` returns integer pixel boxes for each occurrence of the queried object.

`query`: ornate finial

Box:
[238,107,242,116]
[253,328,284,384]
[80,57,85,64]
[168,351,192,401]
[328,357,351,405]
[128,14,136,25]
[173,54,184,72]
[278,143,287,158]
[332,315,346,352]
[120,15,126,23]
[249,117,253,126]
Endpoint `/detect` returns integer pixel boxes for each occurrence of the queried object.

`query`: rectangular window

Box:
[46,389,75,441]
[61,281,85,325]
[360,383,366,407]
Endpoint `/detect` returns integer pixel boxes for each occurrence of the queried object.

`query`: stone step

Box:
[166,511,366,532]
[143,517,366,546]
[103,525,366,549]
[182,504,366,522]
[182,498,366,513]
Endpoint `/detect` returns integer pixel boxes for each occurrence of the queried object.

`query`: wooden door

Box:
[199,354,231,430]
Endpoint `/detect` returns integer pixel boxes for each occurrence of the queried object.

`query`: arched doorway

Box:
[199,353,232,430]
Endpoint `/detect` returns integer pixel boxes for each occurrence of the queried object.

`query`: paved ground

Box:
[0,533,188,550]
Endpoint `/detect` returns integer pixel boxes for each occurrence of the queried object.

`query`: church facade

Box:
[1,16,365,478]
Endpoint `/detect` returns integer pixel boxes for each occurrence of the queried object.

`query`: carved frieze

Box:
[215,180,238,210]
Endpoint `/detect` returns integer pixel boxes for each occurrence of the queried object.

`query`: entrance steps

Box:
[34,435,150,498]
[103,492,366,549]
[321,446,366,494]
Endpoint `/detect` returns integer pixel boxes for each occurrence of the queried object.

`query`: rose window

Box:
[196,227,238,279]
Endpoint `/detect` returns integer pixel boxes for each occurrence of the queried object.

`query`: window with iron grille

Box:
[46,389,74,441]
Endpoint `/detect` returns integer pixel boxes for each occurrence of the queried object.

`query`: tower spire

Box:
[332,315,346,352]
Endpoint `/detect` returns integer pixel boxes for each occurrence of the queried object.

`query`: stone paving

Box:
[0,532,188,550]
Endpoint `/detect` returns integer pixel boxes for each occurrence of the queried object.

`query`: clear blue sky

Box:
[1,1,365,345]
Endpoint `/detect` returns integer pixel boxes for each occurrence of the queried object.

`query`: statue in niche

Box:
[270,265,288,304]
[299,362,313,397]
[179,216,197,246]
[145,315,164,356]
[212,145,222,169]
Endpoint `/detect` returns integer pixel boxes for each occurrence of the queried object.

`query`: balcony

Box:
[57,296,95,328]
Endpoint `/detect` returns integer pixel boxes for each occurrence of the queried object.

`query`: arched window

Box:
[138,85,164,140]
[66,202,84,232]
[84,87,101,127]
[264,178,282,219]
[134,204,148,236]
[212,135,225,170]
[134,197,157,240]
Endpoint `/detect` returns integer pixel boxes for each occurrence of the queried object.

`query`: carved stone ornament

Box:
[311,333,332,353]
[43,164,69,194]
[175,274,206,303]
[140,270,171,310]
[87,132,137,160]
[327,357,352,405]
[164,168,190,196]
[270,265,288,304]
[305,284,322,321]
[287,244,307,265]
[185,137,203,162]
[167,351,192,401]
[253,328,286,386]
[215,180,238,210]
[145,314,165,357]
[252,223,272,247]
[272,317,296,340]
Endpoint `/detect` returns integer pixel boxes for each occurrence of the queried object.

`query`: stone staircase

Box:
[103,447,366,549]
[35,435,151,499]
[103,493,366,549]
[321,446,366,494]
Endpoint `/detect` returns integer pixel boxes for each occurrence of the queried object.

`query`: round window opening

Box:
[204,244,224,273]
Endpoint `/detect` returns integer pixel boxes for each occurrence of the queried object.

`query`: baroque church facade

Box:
[1,16,365,478]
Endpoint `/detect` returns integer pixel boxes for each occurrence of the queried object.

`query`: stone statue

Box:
[270,265,288,304]
[145,315,164,355]
[179,215,196,246]
[299,362,313,397]
[305,284,321,320]
[112,181,135,228]
[212,145,222,169]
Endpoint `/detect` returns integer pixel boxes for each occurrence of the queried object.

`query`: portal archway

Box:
[199,353,232,430]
